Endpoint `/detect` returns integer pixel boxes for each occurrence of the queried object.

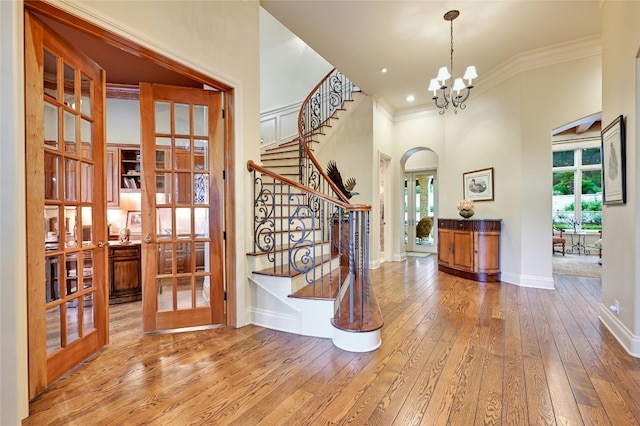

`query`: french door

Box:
[405,171,437,253]
[139,83,225,332]
[25,12,108,397]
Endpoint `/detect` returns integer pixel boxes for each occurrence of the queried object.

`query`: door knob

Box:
[144,235,153,244]
[97,240,106,248]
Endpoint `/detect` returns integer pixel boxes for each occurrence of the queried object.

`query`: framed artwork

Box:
[601,115,626,205]
[463,167,494,201]
[126,211,142,233]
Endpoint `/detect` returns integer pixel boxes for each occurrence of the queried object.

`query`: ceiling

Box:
[261,1,602,111]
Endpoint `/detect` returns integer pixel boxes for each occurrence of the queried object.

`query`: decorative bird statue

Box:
[326,160,358,199]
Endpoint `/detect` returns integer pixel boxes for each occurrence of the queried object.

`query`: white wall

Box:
[405,150,438,171]
[519,55,602,287]
[373,100,395,264]
[389,50,601,288]
[106,98,140,145]
[392,111,445,259]
[600,0,640,356]
[1,2,28,424]
[52,0,262,327]
[315,96,374,203]
[259,7,332,112]
[2,1,261,422]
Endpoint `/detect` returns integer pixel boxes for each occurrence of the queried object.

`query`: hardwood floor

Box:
[25,256,640,425]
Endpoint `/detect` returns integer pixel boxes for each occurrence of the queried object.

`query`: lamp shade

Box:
[452,78,465,94]
[428,78,440,95]
[463,66,478,84]
[436,67,451,84]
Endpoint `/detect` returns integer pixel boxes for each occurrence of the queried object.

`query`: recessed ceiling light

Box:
[380,68,388,73]
[406,95,415,102]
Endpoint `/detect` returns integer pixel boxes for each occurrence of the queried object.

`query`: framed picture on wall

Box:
[601,115,626,205]
[463,167,494,201]
[126,211,142,234]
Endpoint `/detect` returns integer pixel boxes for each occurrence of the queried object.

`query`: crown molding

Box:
[393,35,602,122]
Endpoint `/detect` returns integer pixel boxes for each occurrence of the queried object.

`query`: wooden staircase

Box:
[247,69,382,352]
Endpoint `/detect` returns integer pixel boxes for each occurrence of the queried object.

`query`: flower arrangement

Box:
[456,199,474,211]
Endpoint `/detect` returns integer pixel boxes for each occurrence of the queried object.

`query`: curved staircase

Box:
[247,69,382,352]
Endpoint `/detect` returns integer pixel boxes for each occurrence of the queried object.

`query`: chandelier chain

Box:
[429,9,477,114]
[450,18,454,80]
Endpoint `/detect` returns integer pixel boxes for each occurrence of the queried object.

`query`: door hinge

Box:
[223,231,226,240]
[222,170,226,180]
[222,109,225,119]
[224,291,227,301]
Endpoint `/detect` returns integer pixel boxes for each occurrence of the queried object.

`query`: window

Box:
[552,146,602,231]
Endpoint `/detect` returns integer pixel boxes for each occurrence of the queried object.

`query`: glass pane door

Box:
[405,171,436,253]
[26,12,107,397]
[140,83,224,332]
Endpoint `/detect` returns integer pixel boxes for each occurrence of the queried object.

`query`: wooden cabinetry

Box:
[106,146,119,206]
[108,146,169,195]
[108,243,142,304]
[119,148,141,190]
[438,219,501,282]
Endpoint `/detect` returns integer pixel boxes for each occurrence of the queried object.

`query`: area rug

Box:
[406,252,432,258]
[552,254,601,278]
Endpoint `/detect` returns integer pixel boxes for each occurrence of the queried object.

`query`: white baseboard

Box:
[599,304,640,358]
[505,272,555,289]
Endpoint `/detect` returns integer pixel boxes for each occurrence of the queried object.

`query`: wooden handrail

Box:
[247,160,370,212]
[297,68,352,204]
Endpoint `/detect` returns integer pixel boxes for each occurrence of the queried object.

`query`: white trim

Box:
[503,272,556,289]
[394,36,601,120]
[599,305,640,358]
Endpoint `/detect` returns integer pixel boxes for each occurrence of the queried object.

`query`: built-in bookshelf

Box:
[120,148,141,190]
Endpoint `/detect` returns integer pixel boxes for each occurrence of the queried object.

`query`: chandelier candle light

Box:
[428,10,478,114]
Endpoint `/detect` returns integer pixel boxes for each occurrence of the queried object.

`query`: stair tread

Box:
[288,265,349,300]
[332,278,383,333]
[252,254,335,278]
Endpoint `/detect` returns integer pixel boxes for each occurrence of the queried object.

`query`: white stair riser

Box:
[249,275,336,338]
[261,157,300,167]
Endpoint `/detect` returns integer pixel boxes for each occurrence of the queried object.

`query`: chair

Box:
[552,227,565,256]
[416,217,434,243]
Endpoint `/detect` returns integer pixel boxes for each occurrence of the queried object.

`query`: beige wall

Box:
[1,1,261,422]
[1,2,28,424]
[391,48,601,289]
[50,0,262,325]
[600,0,640,356]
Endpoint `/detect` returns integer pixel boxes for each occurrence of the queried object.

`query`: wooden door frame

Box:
[25,0,238,328]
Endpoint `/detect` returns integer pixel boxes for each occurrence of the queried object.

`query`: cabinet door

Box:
[109,245,142,303]
[437,229,453,266]
[106,147,119,206]
[452,230,474,271]
[475,231,500,273]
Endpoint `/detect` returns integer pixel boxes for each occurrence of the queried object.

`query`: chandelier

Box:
[428,10,478,114]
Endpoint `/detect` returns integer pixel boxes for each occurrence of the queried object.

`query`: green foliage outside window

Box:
[553,151,574,167]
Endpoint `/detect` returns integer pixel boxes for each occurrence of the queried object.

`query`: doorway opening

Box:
[404,171,436,253]
[25,2,236,398]
[401,147,439,256]
[551,113,602,277]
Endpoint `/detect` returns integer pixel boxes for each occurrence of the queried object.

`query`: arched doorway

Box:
[401,148,439,255]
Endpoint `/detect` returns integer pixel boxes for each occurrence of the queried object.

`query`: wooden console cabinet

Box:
[108,243,142,304]
[438,219,501,282]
